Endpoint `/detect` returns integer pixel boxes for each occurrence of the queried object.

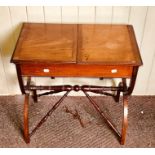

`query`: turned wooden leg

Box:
[24,94,30,143]
[121,94,128,145]
[32,90,38,103]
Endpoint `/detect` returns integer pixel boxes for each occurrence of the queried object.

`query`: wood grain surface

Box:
[11,23,142,66]
[12,23,77,63]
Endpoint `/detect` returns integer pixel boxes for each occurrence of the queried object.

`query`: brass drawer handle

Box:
[43,69,50,73]
[111,69,118,73]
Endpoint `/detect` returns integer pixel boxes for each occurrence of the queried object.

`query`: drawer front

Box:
[20,64,133,78]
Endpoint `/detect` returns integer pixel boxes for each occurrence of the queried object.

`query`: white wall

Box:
[0,6,154,95]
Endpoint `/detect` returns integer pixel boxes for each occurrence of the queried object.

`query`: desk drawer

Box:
[20,64,133,78]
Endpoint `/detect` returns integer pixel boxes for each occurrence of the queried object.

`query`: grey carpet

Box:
[0,95,154,148]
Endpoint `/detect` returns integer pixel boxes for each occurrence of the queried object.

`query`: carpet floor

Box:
[0,95,154,148]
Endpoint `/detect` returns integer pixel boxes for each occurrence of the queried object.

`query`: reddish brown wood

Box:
[20,63,133,78]
[11,23,142,66]
[10,23,143,145]
[127,25,143,66]
[121,94,128,145]
[11,23,77,64]
[78,24,142,65]
[24,94,30,143]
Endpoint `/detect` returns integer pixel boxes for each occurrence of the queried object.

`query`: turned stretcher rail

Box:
[24,85,124,92]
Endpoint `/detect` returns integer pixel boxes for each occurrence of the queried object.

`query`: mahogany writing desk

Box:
[11,23,142,145]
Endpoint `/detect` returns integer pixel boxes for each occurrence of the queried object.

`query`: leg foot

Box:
[24,94,30,143]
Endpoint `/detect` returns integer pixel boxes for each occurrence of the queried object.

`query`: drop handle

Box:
[111,69,118,73]
[43,69,50,73]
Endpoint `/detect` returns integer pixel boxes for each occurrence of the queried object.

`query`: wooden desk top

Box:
[11,23,142,66]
